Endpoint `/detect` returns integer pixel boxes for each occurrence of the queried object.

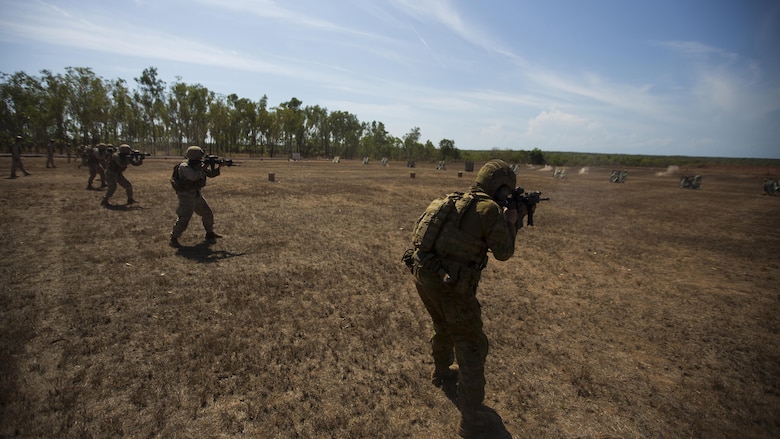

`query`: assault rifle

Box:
[204,154,239,171]
[501,188,550,227]
[130,150,151,160]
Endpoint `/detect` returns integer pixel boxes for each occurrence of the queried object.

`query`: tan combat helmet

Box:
[118,144,132,155]
[475,159,516,198]
[185,146,205,160]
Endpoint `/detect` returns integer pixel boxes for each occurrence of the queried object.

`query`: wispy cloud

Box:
[391,0,519,59]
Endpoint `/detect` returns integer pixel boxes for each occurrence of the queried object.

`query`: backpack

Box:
[170,163,182,191]
[412,192,473,252]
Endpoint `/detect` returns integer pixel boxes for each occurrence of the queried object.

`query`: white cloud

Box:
[527,109,588,135]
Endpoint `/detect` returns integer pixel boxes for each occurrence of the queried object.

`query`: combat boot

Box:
[169,237,181,248]
[205,232,222,241]
[127,198,137,205]
[100,198,110,207]
[431,367,458,388]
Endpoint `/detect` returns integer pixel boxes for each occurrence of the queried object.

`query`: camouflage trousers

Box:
[10,157,29,176]
[88,162,105,186]
[413,255,488,410]
[103,170,132,202]
[171,190,214,239]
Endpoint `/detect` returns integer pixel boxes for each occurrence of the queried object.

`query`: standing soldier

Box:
[46,138,57,168]
[404,159,518,438]
[86,143,108,189]
[169,146,222,248]
[9,135,32,178]
[101,144,143,207]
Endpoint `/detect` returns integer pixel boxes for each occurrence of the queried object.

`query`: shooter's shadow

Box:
[102,203,145,211]
[175,242,244,263]
[438,375,513,439]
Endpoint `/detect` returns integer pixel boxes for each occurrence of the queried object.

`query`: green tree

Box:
[304,104,330,157]
[134,67,167,153]
[0,72,45,150]
[40,70,69,149]
[106,78,135,144]
[64,67,109,147]
[439,138,459,161]
[277,97,305,157]
[208,95,230,155]
[529,147,545,165]
[403,127,422,161]
[256,95,273,157]
[329,110,361,158]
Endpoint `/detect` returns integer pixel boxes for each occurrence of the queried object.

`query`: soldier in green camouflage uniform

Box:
[169,146,222,248]
[408,159,518,437]
[46,138,57,168]
[86,143,108,189]
[101,144,143,206]
[10,136,31,178]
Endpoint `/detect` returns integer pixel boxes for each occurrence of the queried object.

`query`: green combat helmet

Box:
[475,159,516,198]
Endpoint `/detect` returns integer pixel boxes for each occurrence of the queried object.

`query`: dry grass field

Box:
[1,155,778,438]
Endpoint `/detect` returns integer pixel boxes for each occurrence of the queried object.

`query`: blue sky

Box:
[1,0,778,158]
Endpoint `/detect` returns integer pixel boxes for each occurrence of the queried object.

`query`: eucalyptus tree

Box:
[276,97,305,157]
[403,126,422,162]
[0,71,45,149]
[230,94,259,155]
[423,140,436,161]
[255,95,272,157]
[168,79,188,152]
[64,67,110,147]
[107,78,135,144]
[304,104,330,157]
[187,84,212,149]
[266,109,285,158]
[329,110,361,159]
[134,67,167,153]
[439,138,459,161]
[40,70,69,149]
[167,80,212,154]
[362,120,393,159]
[207,94,230,155]
[223,93,242,155]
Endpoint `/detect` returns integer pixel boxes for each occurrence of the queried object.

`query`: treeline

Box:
[5,66,773,167]
[0,66,483,161]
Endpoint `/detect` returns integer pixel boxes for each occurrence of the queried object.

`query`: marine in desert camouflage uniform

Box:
[9,135,32,178]
[46,139,57,168]
[86,143,108,189]
[169,146,222,248]
[101,144,143,206]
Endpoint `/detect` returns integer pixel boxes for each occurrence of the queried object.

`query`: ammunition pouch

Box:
[403,248,462,285]
[402,248,415,273]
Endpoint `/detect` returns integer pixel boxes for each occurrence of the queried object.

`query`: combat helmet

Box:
[118,144,132,155]
[185,146,205,160]
[475,159,516,198]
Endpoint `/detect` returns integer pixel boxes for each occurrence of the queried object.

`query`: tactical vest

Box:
[412,191,489,266]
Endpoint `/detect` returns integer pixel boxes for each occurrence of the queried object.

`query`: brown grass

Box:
[1,157,779,438]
